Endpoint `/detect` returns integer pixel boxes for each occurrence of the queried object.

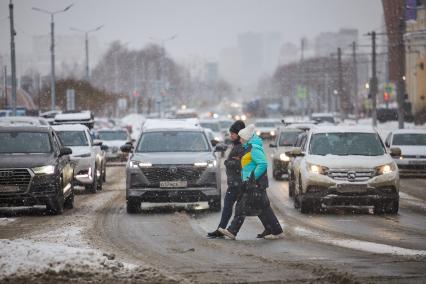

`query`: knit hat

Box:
[229,120,246,135]
[238,124,255,140]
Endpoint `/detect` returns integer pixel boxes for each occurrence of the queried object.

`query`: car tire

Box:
[86,167,97,193]
[102,163,106,182]
[127,198,141,214]
[300,198,313,214]
[374,199,399,215]
[64,190,74,209]
[288,174,295,198]
[97,178,103,191]
[273,170,281,180]
[209,199,221,212]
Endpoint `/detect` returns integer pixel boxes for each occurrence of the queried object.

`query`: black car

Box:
[121,119,224,213]
[0,126,74,214]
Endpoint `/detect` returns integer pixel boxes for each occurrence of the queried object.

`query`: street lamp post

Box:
[70,25,103,81]
[149,34,177,116]
[32,4,73,111]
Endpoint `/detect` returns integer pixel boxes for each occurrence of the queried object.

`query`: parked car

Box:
[287,126,400,214]
[97,128,132,162]
[0,125,74,214]
[54,111,95,129]
[269,127,304,180]
[121,119,225,213]
[385,129,426,177]
[310,113,336,125]
[53,124,107,193]
[255,118,280,140]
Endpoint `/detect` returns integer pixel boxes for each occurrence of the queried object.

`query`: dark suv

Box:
[121,119,224,213]
[0,126,74,214]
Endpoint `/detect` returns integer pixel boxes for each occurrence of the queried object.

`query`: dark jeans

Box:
[227,192,283,236]
[218,186,240,229]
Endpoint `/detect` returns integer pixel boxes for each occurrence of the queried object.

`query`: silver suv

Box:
[121,119,225,213]
[287,126,401,214]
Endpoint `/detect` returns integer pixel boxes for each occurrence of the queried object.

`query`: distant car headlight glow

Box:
[256,131,261,136]
[32,165,55,175]
[270,130,276,136]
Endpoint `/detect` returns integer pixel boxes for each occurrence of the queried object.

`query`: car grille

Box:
[0,169,31,187]
[398,164,426,171]
[141,165,207,187]
[327,169,374,182]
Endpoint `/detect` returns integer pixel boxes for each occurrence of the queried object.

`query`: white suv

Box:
[287,126,401,214]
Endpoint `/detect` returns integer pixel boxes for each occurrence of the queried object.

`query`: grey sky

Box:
[0,0,383,61]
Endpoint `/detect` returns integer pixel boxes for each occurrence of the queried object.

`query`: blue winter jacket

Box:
[240,135,268,182]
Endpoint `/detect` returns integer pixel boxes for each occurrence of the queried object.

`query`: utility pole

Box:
[369,31,378,127]
[9,0,17,116]
[397,18,406,129]
[3,66,7,108]
[337,47,344,118]
[352,42,359,122]
[33,4,73,111]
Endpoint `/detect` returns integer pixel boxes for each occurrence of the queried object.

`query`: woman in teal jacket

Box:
[219,125,284,240]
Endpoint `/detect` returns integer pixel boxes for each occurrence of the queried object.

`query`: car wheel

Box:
[294,176,302,209]
[86,167,97,193]
[46,180,64,215]
[209,199,221,212]
[273,170,281,180]
[97,178,103,191]
[127,198,141,214]
[288,174,295,198]
[102,163,106,182]
[64,189,74,209]
[300,198,313,214]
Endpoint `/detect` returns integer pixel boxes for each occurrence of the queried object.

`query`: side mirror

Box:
[131,138,136,143]
[385,141,390,148]
[211,139,219,147]
[101,145,108,151]
[390,147,401,157]
[125,141,133,145]
[120,144,133,153]
[269,143,277,148]
[214,143,228,152]
[59,147,72,157]
[93,139,103,146]
[285,147,303,157]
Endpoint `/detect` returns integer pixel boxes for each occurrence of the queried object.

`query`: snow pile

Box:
[0,239,134,278]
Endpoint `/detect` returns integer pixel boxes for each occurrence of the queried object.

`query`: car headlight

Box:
[279,153,290,162]
[270,130,275,136]
[307,163,328,175]
[129,160,152,168]
[256,131,261,136]
[32,165,55,175]
[194,160,217,167]
[375,163,396,175]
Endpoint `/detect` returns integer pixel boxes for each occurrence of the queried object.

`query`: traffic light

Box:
[383,92,389,102]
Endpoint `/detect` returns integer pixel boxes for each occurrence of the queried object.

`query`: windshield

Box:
[200,122,220,132]
[57,131,89,147]
[309,132,385,156]
[256,122,277,128]
[393,133,426,146]
[137,131,210,152]
[0,132,52,153]
[279,131,302,146]
[98,131,128,141]
[219,120,233,129]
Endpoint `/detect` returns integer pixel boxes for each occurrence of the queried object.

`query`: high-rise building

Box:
[237,32,263,83]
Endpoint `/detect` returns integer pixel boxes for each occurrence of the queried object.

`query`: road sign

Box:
[296,85,307,99]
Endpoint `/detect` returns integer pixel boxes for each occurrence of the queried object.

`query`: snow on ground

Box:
[0,218,16,225]
[0,225,136,279]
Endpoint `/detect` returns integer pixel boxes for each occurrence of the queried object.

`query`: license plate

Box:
[160,181,187,188]
[0,185,20,192]
[337,184,367,193]
[408,160,426,165]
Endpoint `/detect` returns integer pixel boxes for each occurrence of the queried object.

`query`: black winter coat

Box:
[224,141,245,187]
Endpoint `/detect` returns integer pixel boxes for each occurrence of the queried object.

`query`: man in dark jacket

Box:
[207,120,246,238]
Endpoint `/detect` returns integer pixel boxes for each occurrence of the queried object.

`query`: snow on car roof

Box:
[390,129,426,135]
[311,125,377,134]
[311,112,335,117]
[255,118,281,122]
[54,111,93,122]
[0,116,47,126]
[52,124,89,131]
[278,126,304,132]
[142,119,202,131]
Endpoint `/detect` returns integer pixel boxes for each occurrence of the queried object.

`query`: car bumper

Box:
[127,187,220,203]
[395,159,426,176]
[301,171,399,206]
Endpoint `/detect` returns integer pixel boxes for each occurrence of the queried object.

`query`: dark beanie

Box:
[229,120,246,135]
